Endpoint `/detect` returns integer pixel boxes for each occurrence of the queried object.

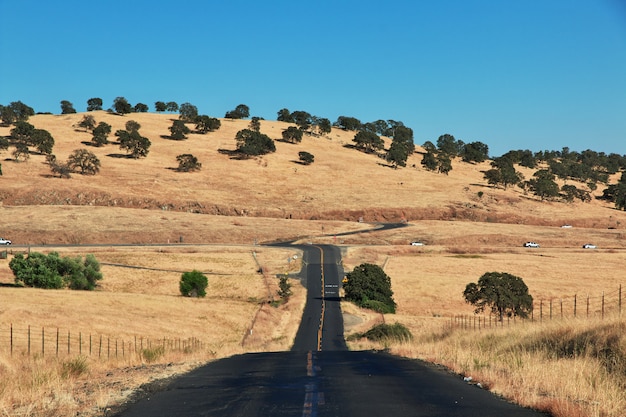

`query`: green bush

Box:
[61,356,89,378]
[361,323,413,343]
[179,270,208,297]
[9,252,102,290]
[343,263,396,313]
[141,346,165,363]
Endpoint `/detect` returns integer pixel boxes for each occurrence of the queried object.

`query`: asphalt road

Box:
[111,242,550,417]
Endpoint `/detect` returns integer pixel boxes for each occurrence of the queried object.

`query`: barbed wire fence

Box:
[0,324,203,360]
[451,285,623,330]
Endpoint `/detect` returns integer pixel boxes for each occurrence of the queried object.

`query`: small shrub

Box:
[141,346,165,363]
[61,356,89,378]
[361,323,413,343]
[277,274,292,301]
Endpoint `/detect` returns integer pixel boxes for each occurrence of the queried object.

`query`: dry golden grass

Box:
[2,112,626,416]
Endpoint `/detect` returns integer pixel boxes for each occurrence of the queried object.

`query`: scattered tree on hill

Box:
[0,136,8,153]
[386,125,415,168]
[463,272,533,321]
[436,133,463,157]
[179,270,208,297]
[31,128,54,154]
[91,122,112,146]
[601,172,626,210]
[46,154,72,178]
[282,126,303,143]
[6,101,34,123]
[560,184,591,203]
[116,129,151,158]
[353,130,383,153]
[179,102,199,122]
[483,157,523,189]
[60,100,76,114]
[10,120,35,143]
[169,120,191,140]
[12,143,30,162]
[461,141,489,163]
[291,111,313,132]
[334,116,362,131]
[249,116,262,132]
[526,169,560,200]
[343,263,396,314]
[125,120,141,133]
[421,150,438,171]
[316,117,332,136]
[67,149,101,175]
[78,114,96,131]
[134,102,149,112]
[437,153,453,175]
[87,97,103,111]
[194,115,221,133]
[298,151,314,165]
[166,102,179,112]
[155,101,167,112]
[225,104,250,119]
[235,129,275,156]
[10,252,102,290]
[176,154,202,172]
[277,108,294,123]
[113,97,132,114]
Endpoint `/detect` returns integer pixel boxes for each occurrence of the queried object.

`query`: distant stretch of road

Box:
[111,230,550,417]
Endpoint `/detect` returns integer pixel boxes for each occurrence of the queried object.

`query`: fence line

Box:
[451,285,623,330]
[0,324,203,359]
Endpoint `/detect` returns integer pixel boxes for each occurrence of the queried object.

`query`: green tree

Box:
[316,118,332,136]
[463,272,533,321]
[601,172,626,210]
[78,114,96,131]
[298,151,314,165]
[334,116,361,131]
[12,143,30,162]
[8,101,35,122]
[277,108,294,123]
[225,104,250,119]
[353,131,383,153]
[166,101,179,112]
[60,100,77,114]
[0,105,17,125]
[277,274,292,301]
[9,252,102,290]
[235,129,276,156]
[179,102,199,122]
[125,120,141,132]
[437,153,452,175]
[421,150,438,171]
[343,263,396,313]
[282,126,303,143]
[134,102,149,112]
[194,115,221,133]
[113,97,132,114]
[155,101,167,112]
[527,170,560,200]
[31,129,54,154]
[67,149,101,175]
[10,120,35,144]
[169,120,191,140]
[291,111,312,132]
[436,133,463,156]
[87,98,103,111]
[461,141,489,163]
[117,130,151,158]
[91,122,112,146]
[46,154,72,178]
[249,116,262,132]
[176,154,202,172]
[484,157,523,189]
[179,270,208,297]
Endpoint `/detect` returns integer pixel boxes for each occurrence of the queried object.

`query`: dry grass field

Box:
[1,111,626,416]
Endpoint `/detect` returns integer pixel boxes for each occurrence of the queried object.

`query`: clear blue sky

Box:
[1,0,625,157]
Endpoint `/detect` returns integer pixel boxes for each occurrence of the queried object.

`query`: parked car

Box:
[582,244,597,249]
[410,241,425,246]
[0,238,11,245]
[523,242,540,248]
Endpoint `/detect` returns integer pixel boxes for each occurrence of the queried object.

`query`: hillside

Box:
[1,111,625,246]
